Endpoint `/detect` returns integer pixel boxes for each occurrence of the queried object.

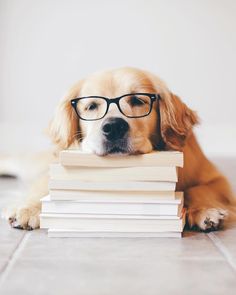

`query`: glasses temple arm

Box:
[155,95,165,150]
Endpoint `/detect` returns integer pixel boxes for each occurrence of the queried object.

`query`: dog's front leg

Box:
[3,174,49,230]
[185,176,235,231]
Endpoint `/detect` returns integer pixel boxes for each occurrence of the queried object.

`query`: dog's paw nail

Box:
[8,217,16,224]
[12,223,24,230]
[204,217,211,225]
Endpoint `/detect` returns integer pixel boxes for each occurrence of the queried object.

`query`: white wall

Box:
[1,0,236,156]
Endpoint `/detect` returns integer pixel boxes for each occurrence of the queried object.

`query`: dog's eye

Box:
[129,96,146,106]
[86,102,98,111]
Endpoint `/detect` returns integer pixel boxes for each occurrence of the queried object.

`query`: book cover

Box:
[49,179,176,191]
[48,229,182,238]
[49,189,177,201]
[40,210,186,232]
[60,150,184,168]
[41,193,183,216]
[50,164,178,182]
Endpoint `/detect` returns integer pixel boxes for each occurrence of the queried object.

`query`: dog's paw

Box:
[2,202,41,230]
[194,208,228,232]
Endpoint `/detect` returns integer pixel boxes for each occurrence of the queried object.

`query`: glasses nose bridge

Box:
[107,97,121,112]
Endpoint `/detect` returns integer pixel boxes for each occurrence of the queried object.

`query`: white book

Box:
[40,211,186,232]
[60,150,184,168]
[41,193,183,216]
[48,229,182,238]
[49,179,176,191]
[50,164,178,182]
[50,189,177,201]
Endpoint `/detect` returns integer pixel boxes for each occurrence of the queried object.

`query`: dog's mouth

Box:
[107,146,127,154]
[99,139,130,155]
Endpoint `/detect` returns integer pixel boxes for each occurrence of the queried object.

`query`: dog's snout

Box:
[102,117,129,141]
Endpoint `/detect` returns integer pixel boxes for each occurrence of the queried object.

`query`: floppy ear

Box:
[159,93,199,150]
[48,80,83,149]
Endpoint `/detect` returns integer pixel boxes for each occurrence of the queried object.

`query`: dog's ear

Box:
[48,80,84,149]
[159,93,199,150]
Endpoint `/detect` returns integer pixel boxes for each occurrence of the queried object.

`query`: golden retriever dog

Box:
[3,67,236,231]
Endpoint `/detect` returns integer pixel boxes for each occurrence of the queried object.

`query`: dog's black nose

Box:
[102,117,129,141]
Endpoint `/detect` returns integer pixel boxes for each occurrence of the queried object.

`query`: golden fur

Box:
[4,67,236,230]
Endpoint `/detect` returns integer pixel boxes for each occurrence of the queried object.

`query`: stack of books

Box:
[40,150,185,238]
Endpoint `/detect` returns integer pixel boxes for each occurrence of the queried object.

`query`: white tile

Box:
[0,258,235,295]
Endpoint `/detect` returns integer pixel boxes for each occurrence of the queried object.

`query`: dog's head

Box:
[49,67,198,155]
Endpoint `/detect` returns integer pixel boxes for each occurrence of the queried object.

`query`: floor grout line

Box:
[0,231,31,288]
[207,232,236,274]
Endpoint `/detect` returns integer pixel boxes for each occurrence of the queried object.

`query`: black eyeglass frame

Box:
[71,93,161,121]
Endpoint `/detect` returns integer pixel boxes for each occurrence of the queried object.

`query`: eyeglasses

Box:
[71,93,160,121]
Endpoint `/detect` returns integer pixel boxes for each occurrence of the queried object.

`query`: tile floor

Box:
[0,157,236,295]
